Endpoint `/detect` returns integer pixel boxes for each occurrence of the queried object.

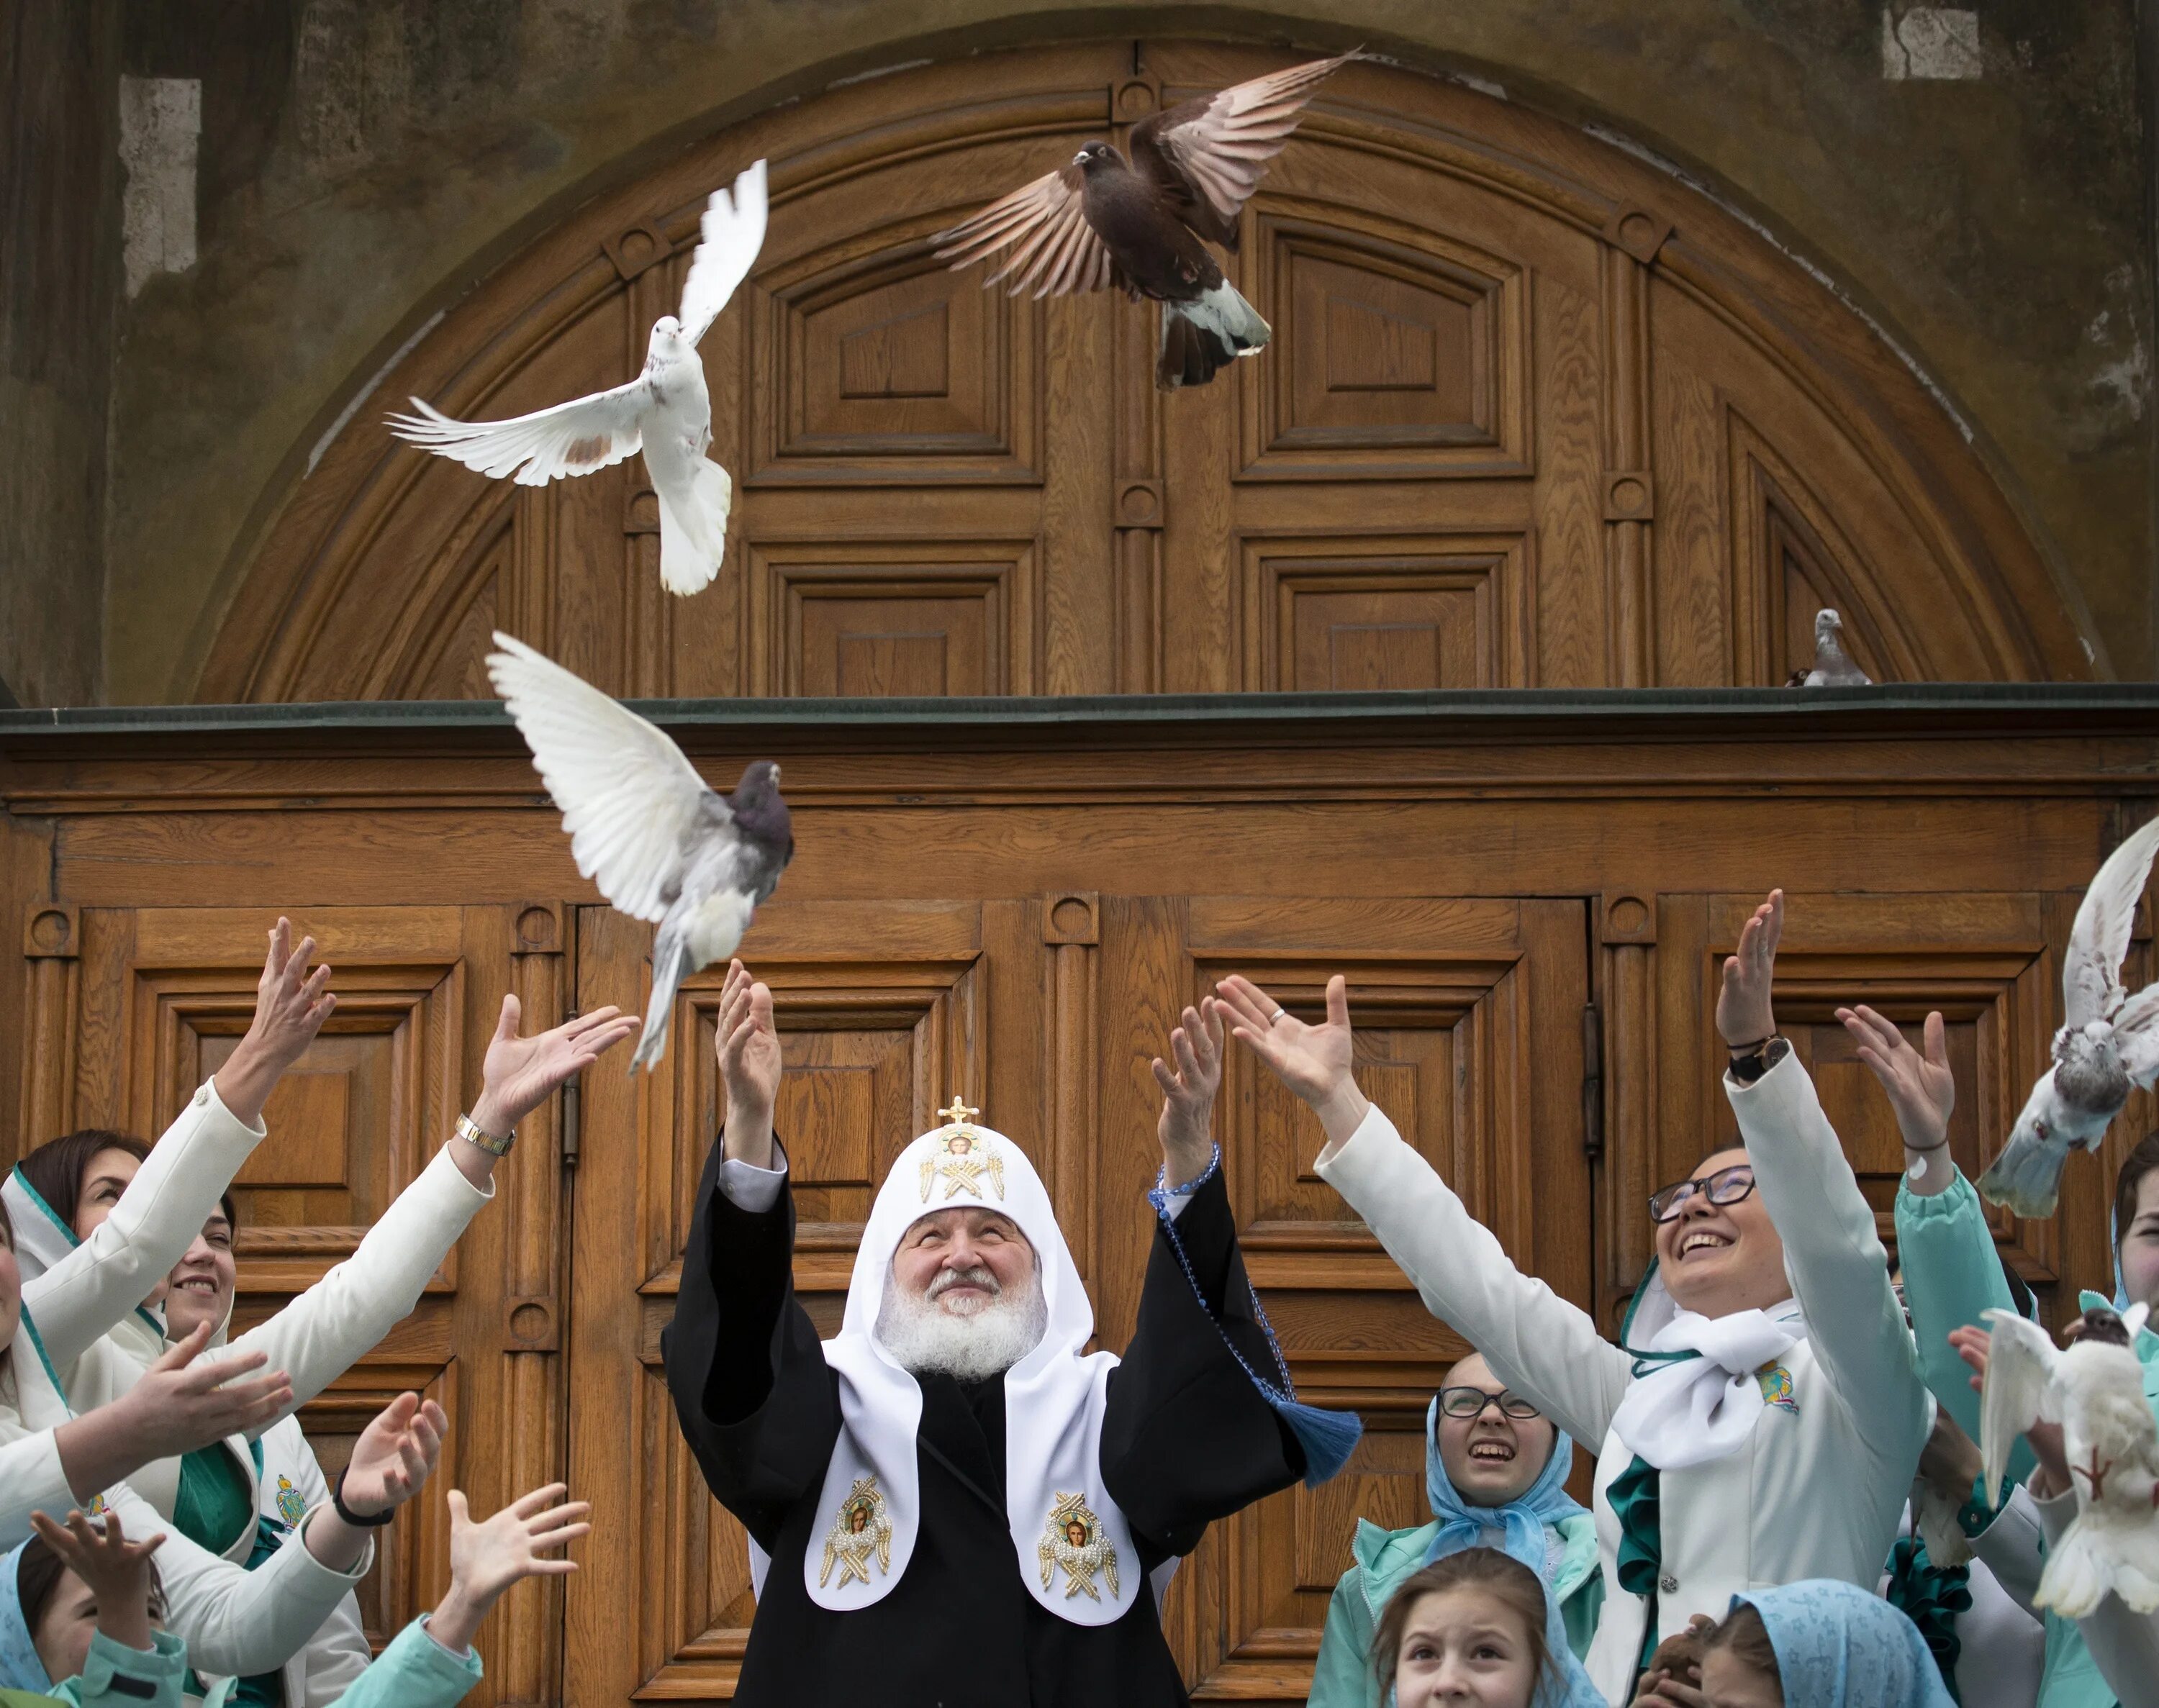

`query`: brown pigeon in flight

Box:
[933,53,1355,390]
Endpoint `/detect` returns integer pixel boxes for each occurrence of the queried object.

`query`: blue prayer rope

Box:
[1147,1145,1304,1407]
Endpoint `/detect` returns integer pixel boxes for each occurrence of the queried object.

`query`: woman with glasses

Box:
[1309,1352,1603,1708]
[1216,890,1931,1704]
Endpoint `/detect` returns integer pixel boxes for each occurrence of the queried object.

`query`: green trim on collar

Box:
[14,1308,74,1417]
[9,1168,75,1244]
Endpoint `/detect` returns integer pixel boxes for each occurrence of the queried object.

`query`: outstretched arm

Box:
[24,919,331,1366]
[1217,974,1630,1448]
[1719,894,1927,1464]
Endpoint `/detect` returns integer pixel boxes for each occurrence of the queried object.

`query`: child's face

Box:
[1393,1586,1539,1708]
[1701,1645,1785,1708]
[2121,1172,2159,1312]
[31,1567,163,1686]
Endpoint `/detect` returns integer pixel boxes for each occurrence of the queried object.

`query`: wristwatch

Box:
[1726,1035,1790,1085]
[454,1112,514,1157]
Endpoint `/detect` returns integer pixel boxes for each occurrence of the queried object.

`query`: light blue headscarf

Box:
[0,1540,55,1694]
[1422,1394,1588,1584]
[1735,1581,1954,1708]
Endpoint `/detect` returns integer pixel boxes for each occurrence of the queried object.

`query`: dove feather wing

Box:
[387,382,648,487]
[1979,1308,2063,1502]
[2113,982,2159,1086]
[677,159,769,347]
[2064,816,2159,1027]
[485,632,724,923]
[931,165,1121,299]
[1129,53,1354,238]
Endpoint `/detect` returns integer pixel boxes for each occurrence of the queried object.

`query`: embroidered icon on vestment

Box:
[1755,1361,1798,1414]
[819,1476,893,1589]
[275,1473,308,1528]
[919,1100,1005,1202]
[1037,1492,1119,1601]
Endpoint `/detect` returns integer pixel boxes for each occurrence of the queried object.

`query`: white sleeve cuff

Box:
[718,1143,789,1214]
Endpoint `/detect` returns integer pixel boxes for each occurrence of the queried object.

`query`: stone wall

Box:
[7,0,2153,700]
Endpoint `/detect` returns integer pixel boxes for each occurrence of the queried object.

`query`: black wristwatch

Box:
[1727,1035,1791,1085]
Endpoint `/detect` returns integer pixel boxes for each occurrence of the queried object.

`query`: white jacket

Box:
[1314,1050,1932,1701]
[22,1140,492,1705]
[1,1078,374,1676]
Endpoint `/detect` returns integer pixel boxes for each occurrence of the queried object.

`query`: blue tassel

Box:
[1274,1396,1362,1487]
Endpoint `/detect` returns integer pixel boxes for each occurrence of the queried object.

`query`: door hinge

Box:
[561,1076,581,1170]
[1581,1003,1604,1160]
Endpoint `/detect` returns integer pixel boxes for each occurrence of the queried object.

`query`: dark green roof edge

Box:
[4,683,2158,740]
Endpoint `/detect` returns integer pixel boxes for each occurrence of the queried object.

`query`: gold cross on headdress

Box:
[938,1096,979,1130]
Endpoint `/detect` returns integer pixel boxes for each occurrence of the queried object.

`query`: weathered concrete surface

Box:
[73,1,2159,696]
[2,1,121,707]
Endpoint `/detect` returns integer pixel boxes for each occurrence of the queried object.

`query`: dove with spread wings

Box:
[934,55,1354,389]
[391,159,767,597]
[1978,816,2159,1217]
[1979,1304,2159,1618]
[486,632,793,1073]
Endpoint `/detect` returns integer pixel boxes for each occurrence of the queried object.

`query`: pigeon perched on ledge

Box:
[934,54,1354,389]
[391,159,767,597]
[1978,813,2159,1216]
[1788,608,1872,686]
[486,632,793,1072]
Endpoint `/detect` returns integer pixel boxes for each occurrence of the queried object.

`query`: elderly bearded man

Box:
[663,963,1335,1706]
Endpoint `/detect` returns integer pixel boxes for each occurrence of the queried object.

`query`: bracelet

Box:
[454,1112,514,1157]
[1724,1033,1774,1054]
[332,1466,397,1528]
[1903,1136,1951,1154]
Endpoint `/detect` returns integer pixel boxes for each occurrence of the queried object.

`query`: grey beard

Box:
[874,1266,1048,1384]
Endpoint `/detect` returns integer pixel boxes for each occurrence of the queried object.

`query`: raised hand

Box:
[1838,1004,1954,1155]
[427,1483,592,1654]
[336,1391,448,1520]
[29,1507,165,1653]
[468,994,641,1141]
[1716,890,1783,1049]
[214,918,337,1127]
[1151,999,1223,1190]
[716,961,782,1167]
[1216,973,1367,1142]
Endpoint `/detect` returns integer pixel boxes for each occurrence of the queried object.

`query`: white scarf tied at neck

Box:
[1608,1304,1803,1471]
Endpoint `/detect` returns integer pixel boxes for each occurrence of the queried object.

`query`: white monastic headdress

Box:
[788,1100,1146,1624]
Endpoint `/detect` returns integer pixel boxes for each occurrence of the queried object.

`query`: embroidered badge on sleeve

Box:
[820,1476,893,1589]
[1038,1492,1120,1601]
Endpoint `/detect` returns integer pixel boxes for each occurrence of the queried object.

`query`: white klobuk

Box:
[759,1103,1144,1625]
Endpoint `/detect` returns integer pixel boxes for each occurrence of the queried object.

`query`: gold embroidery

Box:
[819,1476,892,1589]
[918,1099,1005,1201]
[1037,1492,1119,1601]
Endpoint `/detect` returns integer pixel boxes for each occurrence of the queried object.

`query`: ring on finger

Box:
[1268,1007,1287,1025]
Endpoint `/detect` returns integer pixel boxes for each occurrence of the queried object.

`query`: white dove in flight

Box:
[1978,814,2159,1216]
[1980,1304,2159,1617]
[486,632,794,1073]
[390,158,768,598]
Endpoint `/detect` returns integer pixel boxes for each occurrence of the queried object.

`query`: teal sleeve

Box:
[1561,1566,1604,1662]
[1894,1171,2038,1486]
[72,1629,189,1708]
[327,1618,484,1708]
[1309,1568,1380,1708]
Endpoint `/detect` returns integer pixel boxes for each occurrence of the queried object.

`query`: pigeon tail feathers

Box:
[1157,281,1269,390]
[2036,1505,2159,1617]
[633,932,692,1075]
[1976,1123,2068,1218]
[658,458,732,596]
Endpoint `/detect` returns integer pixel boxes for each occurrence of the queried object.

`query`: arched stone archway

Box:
[200,37,2092,704]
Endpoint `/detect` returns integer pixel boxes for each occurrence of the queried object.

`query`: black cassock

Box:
[661,1136,1307,1707]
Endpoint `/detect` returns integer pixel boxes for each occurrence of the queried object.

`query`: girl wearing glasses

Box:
[1218,891,1931,1704]
[1309,1353,1603,1708]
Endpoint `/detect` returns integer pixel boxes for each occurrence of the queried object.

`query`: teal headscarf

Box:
[1421,1395,1587,1583]
[1734,1581,1954,1708]
[0,1541,54,1694]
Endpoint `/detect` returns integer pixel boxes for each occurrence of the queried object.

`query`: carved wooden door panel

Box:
[1596,890,2156,1335]
[16,902,572,1707]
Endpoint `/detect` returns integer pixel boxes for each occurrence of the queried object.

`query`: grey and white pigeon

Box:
[1791,609,1872,686]
[486,632,794,1073]
[1978,814,2159,1216]
[933,55,1353,389]
[389,159,767,597]
[1980,1304,2159,1617]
